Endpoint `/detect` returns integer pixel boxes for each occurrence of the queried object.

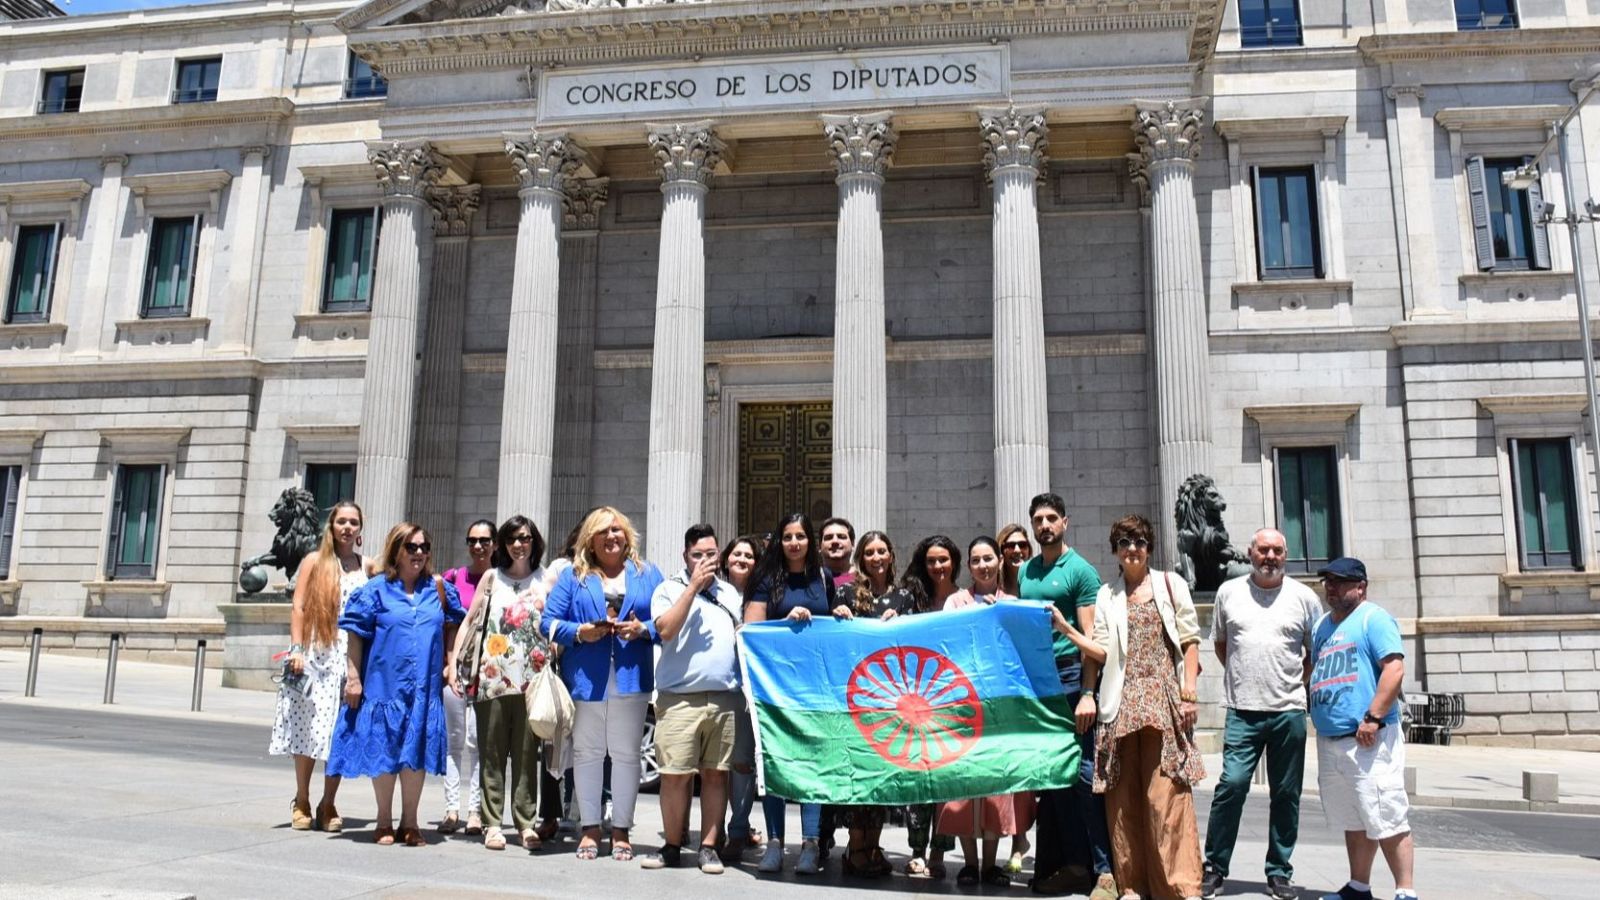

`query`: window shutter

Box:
[1524,156,1552,271]
[1251,166,1266,280]
[0,467,19,576]
[106,468,127,579]
[147,463,167,576]
[1465,156,1496,271]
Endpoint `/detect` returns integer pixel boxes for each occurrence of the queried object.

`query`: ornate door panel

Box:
[738,402,832,535]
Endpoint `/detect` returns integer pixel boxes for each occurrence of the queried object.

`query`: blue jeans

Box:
[728,769,756,839]
[762,793,822,842]
[1035,659,1112,880]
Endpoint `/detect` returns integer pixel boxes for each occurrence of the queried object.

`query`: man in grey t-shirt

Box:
[1200,528,1322,900]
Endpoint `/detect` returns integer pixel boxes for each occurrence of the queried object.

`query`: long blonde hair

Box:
[570,506,641,580]
[303,501,362,650]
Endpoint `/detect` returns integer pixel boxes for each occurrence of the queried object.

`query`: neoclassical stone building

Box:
[2,0,1599,746]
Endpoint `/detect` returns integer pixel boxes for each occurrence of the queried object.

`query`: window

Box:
[1254,167,1322,279]
[1238,0,1302,48]
[0,466,18,578]
[1467,157,1550,272]
[1510,438,1580,570]
[345,52,387,100]
[172,57,221,104]
[1275,445,1341,574]
[38,68,84,114]
[1456,0,1517,30]
[6,223,61,324]
[322,208,379,312]
[305,463,356,516]
[106,464,165,580]
[141,216,200,318]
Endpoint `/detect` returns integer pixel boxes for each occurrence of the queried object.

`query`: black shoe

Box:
[1201,865,1225,899]
[639,844,681,869]
[1321,885,1375,900]
[1267,874,1296,900]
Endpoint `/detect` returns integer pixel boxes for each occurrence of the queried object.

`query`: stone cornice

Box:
[1243,402,1361,427]
[1434,105,1570,133]
[0,178,92,206]
[821,111,896,181]
[344,0,1224,75]
[979,105,1049,180]
[0,0,347,46]
[1476,393,1589,416]
[1358,26,1600,64]
[1214,115,1346,141]
[0,357,368,385]
[0,97,294,144]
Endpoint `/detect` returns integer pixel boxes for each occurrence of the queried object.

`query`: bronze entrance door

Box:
[737,402,833,536]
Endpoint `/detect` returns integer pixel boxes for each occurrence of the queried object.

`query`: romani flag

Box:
[739,602,1082,805]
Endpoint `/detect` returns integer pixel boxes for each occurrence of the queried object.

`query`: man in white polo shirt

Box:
[640,523,744,874]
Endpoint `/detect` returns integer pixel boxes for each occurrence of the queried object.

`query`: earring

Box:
[356,535,363,547]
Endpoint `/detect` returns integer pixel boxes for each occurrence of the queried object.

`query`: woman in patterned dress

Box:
[1073,514,1206,900]
[268,500,373,833]
[447,515,559,851]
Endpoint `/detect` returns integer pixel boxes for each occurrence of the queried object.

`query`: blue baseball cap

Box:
[1316,557,1367,582]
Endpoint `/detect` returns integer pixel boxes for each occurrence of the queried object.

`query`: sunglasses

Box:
[403,541,432,555]
[1115,538,1150,551]
[509,533,536,545]
[466,537,492,546]
[1002,541,1030,551]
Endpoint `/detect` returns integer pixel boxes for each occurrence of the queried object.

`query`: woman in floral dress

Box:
[1074,514,1205,900]
[447,514,555,851]
[268,500,372,832]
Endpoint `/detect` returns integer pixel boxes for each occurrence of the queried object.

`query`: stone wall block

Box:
[1498,713,1570,734]
[1530,691,1599,713]
[1495,671,1565,693]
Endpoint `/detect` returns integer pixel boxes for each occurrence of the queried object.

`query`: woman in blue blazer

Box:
[543,505,663,861]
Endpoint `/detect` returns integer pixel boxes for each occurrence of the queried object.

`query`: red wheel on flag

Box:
[846,645,983,771]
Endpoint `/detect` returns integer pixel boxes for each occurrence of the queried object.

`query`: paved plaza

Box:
[2,651,1597,899]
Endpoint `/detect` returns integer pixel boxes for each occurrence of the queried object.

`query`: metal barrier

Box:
[1404,691,1466,745]
[25,627,42,697]
[103,632,121,704]
[191,639,207,712]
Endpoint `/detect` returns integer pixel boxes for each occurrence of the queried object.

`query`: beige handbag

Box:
[525,659,574,741]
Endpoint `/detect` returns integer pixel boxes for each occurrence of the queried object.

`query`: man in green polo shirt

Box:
[1019,492,1114,899]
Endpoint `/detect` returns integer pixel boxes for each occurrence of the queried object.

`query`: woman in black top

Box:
[744,513,831,876]
[897,534,963,879]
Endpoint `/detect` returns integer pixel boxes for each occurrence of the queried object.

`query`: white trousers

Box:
[441,685,481,815]
[571,667,649,830]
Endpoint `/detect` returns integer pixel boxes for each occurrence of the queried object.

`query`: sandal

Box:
[536,817,560,843]
[463,812,483,836]
[399,826,426,847]
[521,829,542,851]
[611,843,634,862]
[957,865,981,885]
[576,842,600,860]
[290,798,312,831]
[374,826,395,846]
[484,829,506,851]
[906,856,929,876]
[984,865,1012,887]
[315,801,342,834]
[438,812,460,834]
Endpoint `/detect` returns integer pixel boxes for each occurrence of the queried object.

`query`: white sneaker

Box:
[795,839,822,875]
[758,841,784,873]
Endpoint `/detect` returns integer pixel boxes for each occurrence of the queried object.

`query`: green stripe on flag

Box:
[754,693,1082,805]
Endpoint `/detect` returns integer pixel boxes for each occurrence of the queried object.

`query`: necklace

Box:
[339,554,361,574]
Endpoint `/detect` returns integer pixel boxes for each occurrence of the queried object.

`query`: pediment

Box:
[336,0,708,31]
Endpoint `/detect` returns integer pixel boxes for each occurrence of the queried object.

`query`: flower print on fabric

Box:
[474,569,555,702]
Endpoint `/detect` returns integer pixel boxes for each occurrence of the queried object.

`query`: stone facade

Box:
[2,0,1600,743]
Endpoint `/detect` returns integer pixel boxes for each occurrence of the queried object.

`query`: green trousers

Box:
[475,692,559,832]
[1203,708,1306,879]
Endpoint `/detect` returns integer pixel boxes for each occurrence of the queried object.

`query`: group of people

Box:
[266,491,1418,900]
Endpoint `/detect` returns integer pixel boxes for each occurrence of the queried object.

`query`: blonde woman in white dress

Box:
[268,501,374,832]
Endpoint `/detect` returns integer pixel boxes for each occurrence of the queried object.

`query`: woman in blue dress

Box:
[328,521,465,847]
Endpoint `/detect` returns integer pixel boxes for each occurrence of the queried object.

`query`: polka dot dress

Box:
[268,567,368,760]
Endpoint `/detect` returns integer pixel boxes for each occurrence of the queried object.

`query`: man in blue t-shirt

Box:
[1308,558,1416,900]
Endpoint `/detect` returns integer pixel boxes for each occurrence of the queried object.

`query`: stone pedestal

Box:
[498,133,583,540]
[220,598,290,690]
[355,140,444,538]
[822,112,896,534]
[980,106,1052,527]
[1134,101,1215,558]
[643,121,722,567]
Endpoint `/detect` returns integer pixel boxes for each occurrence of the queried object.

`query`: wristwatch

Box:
[1362,711,1386,728]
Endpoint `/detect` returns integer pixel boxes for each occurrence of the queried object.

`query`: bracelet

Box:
[1179,689,1198,703]
[1081,690,1097,700]
[288,643,303,654]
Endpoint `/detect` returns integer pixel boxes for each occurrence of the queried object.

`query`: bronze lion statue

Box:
[1174,474,1252,593]
[239,487,324,598]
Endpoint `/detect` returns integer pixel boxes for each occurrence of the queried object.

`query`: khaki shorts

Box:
[655,690,740,774]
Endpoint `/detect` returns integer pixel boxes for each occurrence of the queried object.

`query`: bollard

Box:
[1404,765,1417,796]
[1522,770,1559,804]
[191,639,207,712]
[103,632,121,705]
[24,627,42,697]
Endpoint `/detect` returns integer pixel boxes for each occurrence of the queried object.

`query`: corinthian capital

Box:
[367,140,446,198]
[504,131,585,195]
[821,111,897,180]
[979,105,1049,179]
[1132,100,1205,169]
[646,120,723,186]
[562,178,610,231]
[427,185,481,237]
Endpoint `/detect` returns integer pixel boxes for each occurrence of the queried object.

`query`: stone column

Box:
[980,106,1052,528]
[821,112,896,535]
[73,155,128,358]
[643,121,723,567]
[1133,101,1214,557]
[355,139,444,538]
[217,145,270,354]
[551,178,609,540]
[409,185,480,536]
[498,132,584,542]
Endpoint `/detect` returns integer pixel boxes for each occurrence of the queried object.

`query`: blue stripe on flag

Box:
[739,601,1064,713]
